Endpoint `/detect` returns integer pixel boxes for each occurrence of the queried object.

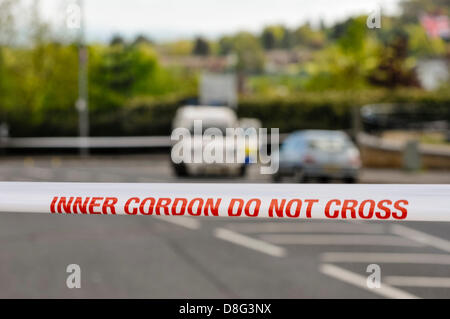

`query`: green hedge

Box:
[2,89,449,137]
[1,95,188,137]
[119,95,183,136]
[238,90,450,133]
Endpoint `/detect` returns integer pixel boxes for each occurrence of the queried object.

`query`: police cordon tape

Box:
[0,182,449,221]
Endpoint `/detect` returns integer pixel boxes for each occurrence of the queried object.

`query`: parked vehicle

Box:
[171,106,248,177]
[273,130,361,183]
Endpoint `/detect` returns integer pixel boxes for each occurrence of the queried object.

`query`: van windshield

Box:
[188,123,230,135]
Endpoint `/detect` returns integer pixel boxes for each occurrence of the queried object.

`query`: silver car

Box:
[273,130,361,183]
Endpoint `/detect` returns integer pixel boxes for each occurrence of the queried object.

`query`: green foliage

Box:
[0,40,197,137]
[261,25,293,50]
[192,37,210,56]
[0,43,79,136]
[160,40,194,56]
[120,95,182,135]
[89,89,450,136]
[1,0,449,138]
[292,24,326,49]
[247,74,308,96]
[368,35,420,87]
[238,90,450,133]
[218,36,234,55]
[406,24,447,57]
[304,18,380,90]
[233,32,265,74]
[49,89,450,136]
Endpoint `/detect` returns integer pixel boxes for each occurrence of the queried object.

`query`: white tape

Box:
[0,182,448,222]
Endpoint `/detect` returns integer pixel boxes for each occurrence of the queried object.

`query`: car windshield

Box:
[188,123,229,135]
[307,135,349,152]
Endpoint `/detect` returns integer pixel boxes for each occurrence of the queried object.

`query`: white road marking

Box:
[214,228,286,258]
[225,222,385,234]
[321,252,450,265]
[385,276,450,288]
[320,264,420,299]
[260,234,422,247]
[391,224,450,253]
[154,216,201,230]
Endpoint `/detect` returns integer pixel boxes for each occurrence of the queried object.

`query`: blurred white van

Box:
[171,106,248,177]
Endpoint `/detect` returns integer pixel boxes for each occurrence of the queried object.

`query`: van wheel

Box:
[272,173,282,183]
[318,176,330,183]
[343,177,357,183]
[301,175,309,183]
[238,165,247,177]
[173,163,188,177]
[295,169,308,183]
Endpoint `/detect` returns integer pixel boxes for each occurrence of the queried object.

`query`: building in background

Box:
[200,72,238,108]
[416,58,449,90]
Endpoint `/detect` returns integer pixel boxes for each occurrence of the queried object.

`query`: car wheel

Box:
[295,169,308,183]
[301,175,309,183]
[172,162,188,177]
[272,172,282,183]
[238,164,247,177]
[318,176,330,183]
[343,176,357,183]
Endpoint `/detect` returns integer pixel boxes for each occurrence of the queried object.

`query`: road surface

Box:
[0,155,449,298]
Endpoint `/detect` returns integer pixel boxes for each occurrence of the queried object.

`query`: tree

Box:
[0,0,16,113]
[260,25,292,50]
[406,24,446,57]
[233,32,265,74]
[192,37,210,56]
[281,28,294,49]
[368,35,420,88]
[261,28,276,50]
[218,36,234,55]
[162,40,193,56]
[110,34,125,46]
[328,19,352,41]
[132,34,153,46]
[293,24,325,49]
[305,17,379,90]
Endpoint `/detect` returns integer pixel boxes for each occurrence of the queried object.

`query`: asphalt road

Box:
[0,154,449,298]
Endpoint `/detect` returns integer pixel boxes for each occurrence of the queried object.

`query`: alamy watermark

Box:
[171,120,279,174]
[66,264,81,289]
[366,264,381,289]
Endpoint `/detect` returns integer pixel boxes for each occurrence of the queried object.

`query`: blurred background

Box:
[0,0,449,172]
[0,0,449,299]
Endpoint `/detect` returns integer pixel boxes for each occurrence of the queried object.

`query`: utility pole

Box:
[75,0,89,156]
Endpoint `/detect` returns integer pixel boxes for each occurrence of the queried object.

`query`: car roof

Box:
[289,130,347,140]
[176,106,237,121]
[178,105,235,117]
[173,105,238,129]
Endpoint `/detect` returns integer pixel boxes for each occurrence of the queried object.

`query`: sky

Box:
[38,0,404,42]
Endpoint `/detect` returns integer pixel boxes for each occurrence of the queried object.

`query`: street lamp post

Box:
[76,0,89,156]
